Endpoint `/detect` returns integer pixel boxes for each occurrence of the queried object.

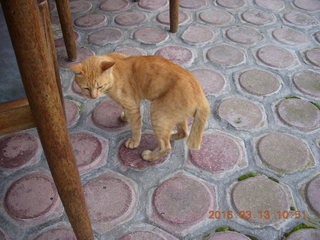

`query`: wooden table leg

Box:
[169,0,179,33]
[55,0,77,61]
[0,1,94,239]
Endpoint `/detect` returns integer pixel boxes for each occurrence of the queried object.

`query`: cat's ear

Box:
[70,63,83,75]
[101,61,115,72]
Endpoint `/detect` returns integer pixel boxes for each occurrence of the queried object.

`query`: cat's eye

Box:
[84,87,90,91]
[97,86,103,89]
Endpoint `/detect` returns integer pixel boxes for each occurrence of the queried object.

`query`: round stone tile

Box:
[192,69,225,95]
[242,9,275,25]
[199,8,235,26]
[55,32,79,49]
[314,32,320,43]
[293,0,320,11]
[138,0,168,10]
[119,134,169,170]
[5,173,58,219]
[284,12,318,26]
[231,176,290,225]
[157,10,189,25]
[115,12,146,26]
[65,99,79,127]
[226,26,263,45]
[153,175,211,224]
[306,175,320,216]
[208,231,251,240]
[293,71,320,98]
[305,48,320,67]
[180,0,207,9]
[0,133,40,169]
[58,47,94,68]
[70,0,92,14]
[239,69,280,96]
[115,46,146,56]
[74,13,107,28]
[84,175,134,222]
[216,0,245,9]
[258,132,311,173]
[100,0,130,11]
[207,44,245,67]
[134,26,168,45]
[272,27,308,45]
[190,133,241,172]
[72,80,85,96]
[277,99,320,131]
[89,29,123,46]
[255,0,284,11]
[155,46,193,66]
[218,98,264,129]
[70,132,103,171]
[182,25,215,45]
[257,45,295,68]
[118,231,165,240]
[92,99,128,130]
[34,227,76,240]
[287,229,320,240]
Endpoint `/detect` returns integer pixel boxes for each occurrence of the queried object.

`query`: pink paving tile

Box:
[189,133,243,172]
[256,45,295,68]
[192,68,225,95]
[226,26,263,45]
[134,26,169,45]
[199,8,235,26]
[150,172,216,236]
[208,231,251,240]
[241,9,275,25]
[155,46,193,66]
[0,230,9,240]
[138,0,168,10]
[58,47,94,68]
[218,98,265,129]
[88,28,123,46]
[65,99,80,127]
[255,0,284,11]
[293,0,320,11]
[287,229,320,240]
[0,133,41,170]
[305,48,320,67]
[119,133,170,170]
[70,131,107,174]
[55,32,79,49]
[315,31,320,43]
[100,0,130,12]
[306,175,320,216]
[91,99,128,131]
[179,0,207,9]
[84,171,137,233]
[182,25,216,45]
[283,11,318,26]
[118,231,165,240]
[207,44,245,67]
[74,13,107,28]
[69,0,92,14]
[157,10,189,25]
[115,46,146,56]
[4,171,63,225]
[115,12,147,26]
[277,98,320,132]
[32,227,76,240]
[216,0,245,9]
[293,70,320,98]
[72,80,86,97]
[272,27,308,45]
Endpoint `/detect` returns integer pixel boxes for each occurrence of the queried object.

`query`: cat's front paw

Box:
[141,150,153,161]
[125,138,140,149]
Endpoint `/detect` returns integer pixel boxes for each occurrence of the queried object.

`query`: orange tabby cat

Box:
[70,53,210,161]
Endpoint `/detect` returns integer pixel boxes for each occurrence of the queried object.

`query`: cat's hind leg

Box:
[170,120,188,141]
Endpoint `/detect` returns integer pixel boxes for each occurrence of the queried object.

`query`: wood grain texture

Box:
[169,0,179,33]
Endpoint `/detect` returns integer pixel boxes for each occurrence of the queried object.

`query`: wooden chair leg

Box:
[1,1,94,239]
[169,0,179,33]
[55,0,77,61]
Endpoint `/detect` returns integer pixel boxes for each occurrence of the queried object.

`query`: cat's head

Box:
[70,56,115,99]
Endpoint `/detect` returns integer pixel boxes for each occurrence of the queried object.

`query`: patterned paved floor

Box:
[0,0,320,239]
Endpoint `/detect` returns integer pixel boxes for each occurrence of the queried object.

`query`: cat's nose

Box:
[90,90,98,99]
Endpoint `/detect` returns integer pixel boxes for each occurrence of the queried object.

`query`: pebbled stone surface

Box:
[155,46,193,66]
[218,98,265,129]
[293,70,320,98]
[226,26,263,45]
[207,44,245,67]
[115,46,146,56]
[283,12,318,26]
[192,69,225,95]
[256,45,295,68]
[277,98,320,131]
[115,12,146,26]
[305,48,320,67]
[216,0,245,9]
[314,31,320,43]
[58,47,94,68]
[255,0,284,11]
[65,99,80,127]
[182,25,215,45]
[134,26,168,45]
[100,0,130,11]
[293,0,320,11]
[138,0,167,10]
[74,13,107,28]
[272,27,308,45]
[208,231,251,240]
[33,227,76,240]
[306,175,320,216]
[0,133,40,169]
[239,69,280,96]
[242,9,275,25]
[199,8,235,26]
[69,0,92,14]
[257,132,313,173]
[118,231,165,240]
[157,10,189,25]
[286,229,320,240]
[89,28,123,46]
[180,0,207,9]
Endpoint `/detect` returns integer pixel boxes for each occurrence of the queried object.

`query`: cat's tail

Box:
[186,100,210,150]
